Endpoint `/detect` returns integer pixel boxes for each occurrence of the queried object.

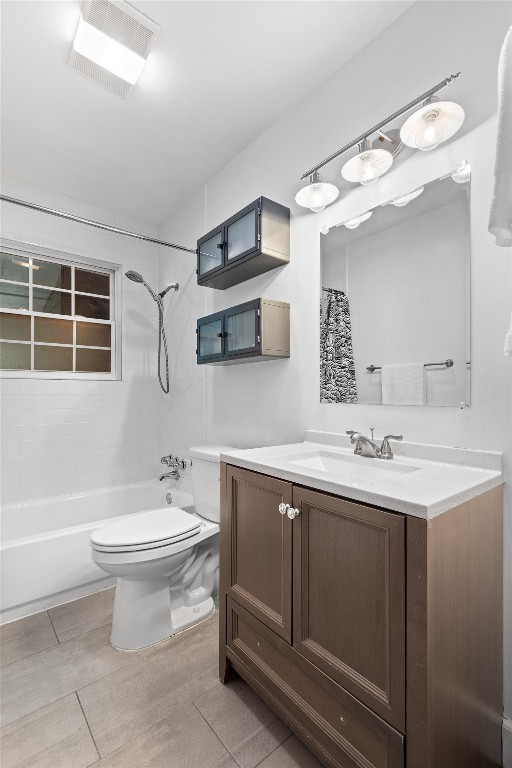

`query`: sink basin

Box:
[282,449,419,483]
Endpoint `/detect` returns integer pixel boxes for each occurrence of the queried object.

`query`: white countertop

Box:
[220,431,503,519]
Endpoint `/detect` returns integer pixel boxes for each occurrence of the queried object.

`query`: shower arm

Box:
[0,195,196,254]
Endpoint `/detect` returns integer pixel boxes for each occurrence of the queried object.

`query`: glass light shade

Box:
[72,14,146,84]
[341,148,393,186]
[295,173,339,212]
[343,211,372,229]
[390,186,424,207]
[400,101,465,152]
[451,161,471,184]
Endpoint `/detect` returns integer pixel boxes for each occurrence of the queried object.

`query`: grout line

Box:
[76,691,101,762]
[46,609,60,644]
[252,734,295,767]
[192,702,241,766]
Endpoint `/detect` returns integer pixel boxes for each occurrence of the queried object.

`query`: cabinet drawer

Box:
[226,598,404,768]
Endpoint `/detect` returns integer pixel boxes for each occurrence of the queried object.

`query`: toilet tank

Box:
[189,445,234,523]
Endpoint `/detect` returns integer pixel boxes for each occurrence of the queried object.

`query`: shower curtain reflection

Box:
[320,288,357,404]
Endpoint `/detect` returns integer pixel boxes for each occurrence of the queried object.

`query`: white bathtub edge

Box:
[0,576,115,625]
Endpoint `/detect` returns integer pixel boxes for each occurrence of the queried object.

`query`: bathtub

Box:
[1,481,193,624]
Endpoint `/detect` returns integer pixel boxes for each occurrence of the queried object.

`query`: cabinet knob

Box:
[287,507,300,520]
[278,503,288,515]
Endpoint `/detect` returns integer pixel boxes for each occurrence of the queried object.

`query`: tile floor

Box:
[0,588,323,768]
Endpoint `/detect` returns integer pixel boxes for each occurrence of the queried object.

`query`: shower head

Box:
[125,270,159,301]
[125,270,144,283]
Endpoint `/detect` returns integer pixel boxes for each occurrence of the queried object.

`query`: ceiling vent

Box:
[68,0,160,98]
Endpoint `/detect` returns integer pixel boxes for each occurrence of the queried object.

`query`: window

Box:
[0,246,118,379]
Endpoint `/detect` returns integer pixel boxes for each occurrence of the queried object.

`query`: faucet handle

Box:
[380,434,403,460]
[161,454,175,466]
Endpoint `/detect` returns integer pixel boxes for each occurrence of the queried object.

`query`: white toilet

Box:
[91,445,231,650]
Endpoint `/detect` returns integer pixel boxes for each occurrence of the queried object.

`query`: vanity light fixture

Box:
[342,211,373,229]
[69,1,160,97]
[400,97,465,151]
[341,139,393,186]
[390,186,424,207]
[294,171,339,212]
[296,73,462,212]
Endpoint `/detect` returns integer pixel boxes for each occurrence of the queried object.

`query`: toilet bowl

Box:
[90,445,232,650]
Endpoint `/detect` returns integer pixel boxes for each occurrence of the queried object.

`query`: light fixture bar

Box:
[0,195,196,254]
[300,72,461,180]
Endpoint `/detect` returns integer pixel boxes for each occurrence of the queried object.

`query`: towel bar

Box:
[366,359,454,373]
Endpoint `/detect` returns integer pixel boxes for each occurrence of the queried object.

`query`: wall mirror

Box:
[320,165,471,407]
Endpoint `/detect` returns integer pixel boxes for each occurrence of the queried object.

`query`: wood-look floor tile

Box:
[78,621,219,756]
[94,703,237,768]
[48,588,115,643]
[254,735,324,767]
[194,677,291,768]
[0,624,145,727]
[0,692,98,768]
[0,612,58,667]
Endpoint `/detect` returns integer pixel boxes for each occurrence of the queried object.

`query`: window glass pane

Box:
[33,287,72,315]
[226,309,257,352]
[0,283,29,310]
[75,269,110,296]
[0,342,31,370]
[76,321,111,348]
[34,317,73,344]
[34,345,73,371]
[76,347,111,373]
[226,210,256,261]
[199,232,223,276]
[0,312,31,341]
[32,259,71,289]
[199,319,223,357]
[75,295,109,320]
[0,253,30,282]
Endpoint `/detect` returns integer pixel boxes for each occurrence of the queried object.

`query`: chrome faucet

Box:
[159,469,181,481]
[159,454,187,481]
[346,431,403,460]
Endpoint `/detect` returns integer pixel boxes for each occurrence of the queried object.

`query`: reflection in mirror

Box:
[320,167,471,407]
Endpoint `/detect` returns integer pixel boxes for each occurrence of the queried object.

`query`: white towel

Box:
[381,363,425,406]
[489,26,512,247]
[505,312,512,357]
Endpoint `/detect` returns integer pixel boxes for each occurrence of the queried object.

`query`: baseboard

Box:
[0,576,115,625]
[503,717,512,768]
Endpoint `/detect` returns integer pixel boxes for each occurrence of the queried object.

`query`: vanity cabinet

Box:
[197,197,290,290]
[196,298,290,365]
[219,464,503,768]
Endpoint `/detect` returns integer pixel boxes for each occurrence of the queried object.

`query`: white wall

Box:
[0,176,161,503]
[157,1,512,723]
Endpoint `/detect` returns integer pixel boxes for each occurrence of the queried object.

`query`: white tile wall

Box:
[157,195,207,495]
[0,176,162,504]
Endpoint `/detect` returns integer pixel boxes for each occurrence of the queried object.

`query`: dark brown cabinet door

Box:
[292,487,406,731]
[226,466,293,642]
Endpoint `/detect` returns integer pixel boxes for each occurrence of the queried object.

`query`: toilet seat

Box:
[91,507,202,554]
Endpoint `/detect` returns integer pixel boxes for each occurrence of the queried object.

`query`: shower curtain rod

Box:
[0,195,197,254]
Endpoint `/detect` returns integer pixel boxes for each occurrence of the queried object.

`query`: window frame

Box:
[0,239,122,381]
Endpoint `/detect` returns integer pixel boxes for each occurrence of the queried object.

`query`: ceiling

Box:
[0,1,413,223]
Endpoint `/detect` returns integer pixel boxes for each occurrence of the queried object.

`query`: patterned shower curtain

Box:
[320,288,357,403]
